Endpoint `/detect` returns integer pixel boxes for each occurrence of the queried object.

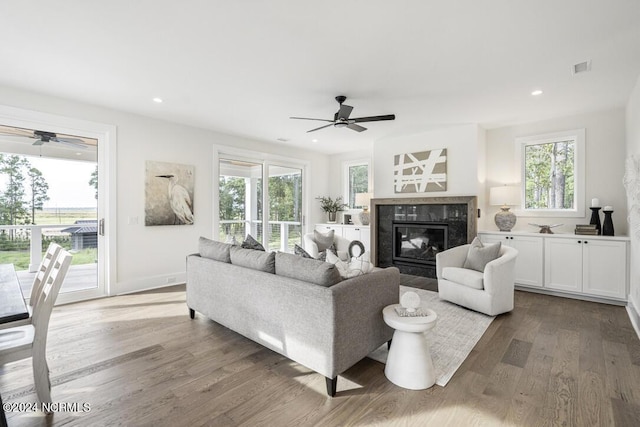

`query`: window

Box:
[343,159,370,208]
[516,129,585,217]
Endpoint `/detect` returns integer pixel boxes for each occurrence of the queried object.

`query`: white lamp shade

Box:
[490,186,520,206]
[355,192,372,208]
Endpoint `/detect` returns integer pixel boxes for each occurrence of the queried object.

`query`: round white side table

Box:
[382,304,438,390]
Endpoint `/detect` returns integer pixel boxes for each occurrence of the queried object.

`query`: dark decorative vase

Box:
[589,207,601,235]
[602,210,614,236]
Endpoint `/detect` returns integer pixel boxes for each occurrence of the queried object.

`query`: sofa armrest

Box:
[436,244,470,278]
[329,267,400,376]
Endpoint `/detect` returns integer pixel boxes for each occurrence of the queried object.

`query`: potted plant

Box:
[316,196,348,223]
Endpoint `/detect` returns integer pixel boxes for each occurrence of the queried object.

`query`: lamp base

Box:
[358,209,370,226]
[494,207,516,232]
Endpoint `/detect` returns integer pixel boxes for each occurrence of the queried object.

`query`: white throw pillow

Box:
[326,250,374,278]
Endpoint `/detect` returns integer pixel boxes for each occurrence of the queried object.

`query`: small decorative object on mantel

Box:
[602,206,615,236]
[316,196,347,223]
[575,224,598,235]
[529,223,563,234]
[589,198,602,235]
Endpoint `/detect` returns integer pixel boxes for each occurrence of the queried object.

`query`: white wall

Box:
[626,76,640,323]
[373,124,483,198]
[483,108,628,234]
[0,85,330,295]
[326,149,371,223]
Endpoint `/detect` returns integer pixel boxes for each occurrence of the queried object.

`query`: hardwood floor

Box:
[1,284,640,426]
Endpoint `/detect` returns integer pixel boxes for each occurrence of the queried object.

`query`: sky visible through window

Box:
[0,154,96,209]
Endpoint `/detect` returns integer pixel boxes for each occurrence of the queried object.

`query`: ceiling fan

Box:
[290,95,395,133]
[0,126,90,149]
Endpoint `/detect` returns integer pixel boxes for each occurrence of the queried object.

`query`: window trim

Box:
[342,158,372,209]
[515,129,585,218]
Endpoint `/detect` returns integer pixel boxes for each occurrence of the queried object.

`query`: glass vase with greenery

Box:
[316,196,347,223]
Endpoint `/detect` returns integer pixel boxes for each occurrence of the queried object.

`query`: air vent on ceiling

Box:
[276,137,290,142]
[572,60,592,75]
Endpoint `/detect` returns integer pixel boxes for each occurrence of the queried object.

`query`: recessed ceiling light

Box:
[531,90,543,96]
[153,97,163,103]
[276,137,289,142]
[312,139,318,143]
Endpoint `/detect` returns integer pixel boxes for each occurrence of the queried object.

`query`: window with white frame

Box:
[516,129,585,217]
[343,159,370,208]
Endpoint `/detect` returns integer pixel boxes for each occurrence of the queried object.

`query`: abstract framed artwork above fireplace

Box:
[371,196,478,278]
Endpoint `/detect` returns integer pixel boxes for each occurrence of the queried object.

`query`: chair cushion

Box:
[313,230,335,252]
[442,267,484,290]
[230,246,275,273]
[463,237,501,272]
[199,237,232,263]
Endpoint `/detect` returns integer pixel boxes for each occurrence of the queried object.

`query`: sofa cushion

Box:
[313,229,334,252]
[463,237,501,272]
[275,252,342,287]
[230,246,275,273]
[442,266,484,290]
[199,236,232,263]
[241,234,265,251]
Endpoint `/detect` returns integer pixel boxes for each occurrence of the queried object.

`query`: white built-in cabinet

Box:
[478,231,629,303]
[479,233,543,288]
[315,224,370,253]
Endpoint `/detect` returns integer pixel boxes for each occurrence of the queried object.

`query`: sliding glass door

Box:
[218,155,305,252]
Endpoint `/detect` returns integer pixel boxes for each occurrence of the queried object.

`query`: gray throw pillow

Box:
[199,236,232,263]
[294,244,313,258]
[230,246,275,273]
[313,229,334,252]
[241,234,265,251]
[463,237,501,272]
[275,252,342,287]
[316,243,337,262]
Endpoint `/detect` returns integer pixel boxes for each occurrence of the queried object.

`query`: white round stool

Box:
[382,304,438,390]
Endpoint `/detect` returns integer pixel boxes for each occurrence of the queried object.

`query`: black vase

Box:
[602,210,614,236]
[589,207,601,235]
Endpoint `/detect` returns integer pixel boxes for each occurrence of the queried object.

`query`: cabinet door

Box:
[342,227,360,242]
[582,240,627,299]
[545,238,583,292]
[479,233,543,287]
[356,227,371,253]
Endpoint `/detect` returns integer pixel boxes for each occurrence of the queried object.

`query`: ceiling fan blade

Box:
[347,123,367,132]
[336,104,353,120]
[307,124,333,133]
[290,117,333,122]
[51,138,90,149]
[352,114,396,123]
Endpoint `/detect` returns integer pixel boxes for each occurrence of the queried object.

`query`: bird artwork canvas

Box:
[145,161,195,226]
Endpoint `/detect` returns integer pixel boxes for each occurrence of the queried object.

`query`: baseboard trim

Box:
[627,299,640,340]
[115,272,186,295]
[515,285,627,306]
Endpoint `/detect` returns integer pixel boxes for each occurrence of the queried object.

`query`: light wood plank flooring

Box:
[1,284,640,426]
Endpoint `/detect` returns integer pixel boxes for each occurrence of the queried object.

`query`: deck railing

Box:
[219,220,302,252]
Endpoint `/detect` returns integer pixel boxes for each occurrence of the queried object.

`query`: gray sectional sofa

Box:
[186,237,400,396]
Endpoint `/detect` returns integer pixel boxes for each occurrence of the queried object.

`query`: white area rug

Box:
[368,286,494,387]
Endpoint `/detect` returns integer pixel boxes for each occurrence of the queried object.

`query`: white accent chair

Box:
[0,243,62,330]
[302,232,351,260]
[436,244,518,316]
[0,248,72,407]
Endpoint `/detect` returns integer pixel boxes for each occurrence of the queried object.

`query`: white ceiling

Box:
[1,1,639,154]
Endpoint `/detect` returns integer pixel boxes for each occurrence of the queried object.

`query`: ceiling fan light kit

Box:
[290,95,395,133]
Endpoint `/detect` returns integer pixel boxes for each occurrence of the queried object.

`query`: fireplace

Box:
[371,196,477,279]
[393,222,448,266]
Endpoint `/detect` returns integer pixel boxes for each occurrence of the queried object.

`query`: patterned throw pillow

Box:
[294,244,313,258]
[463,237,501,272]
[316,243,337,262]
[326,250,374,279]
[241,234,265,251]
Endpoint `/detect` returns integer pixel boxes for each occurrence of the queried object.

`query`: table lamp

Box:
[490,185,520,232]
[355,192,372,225]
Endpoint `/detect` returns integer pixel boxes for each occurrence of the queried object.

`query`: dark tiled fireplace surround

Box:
[371,196,478,279]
